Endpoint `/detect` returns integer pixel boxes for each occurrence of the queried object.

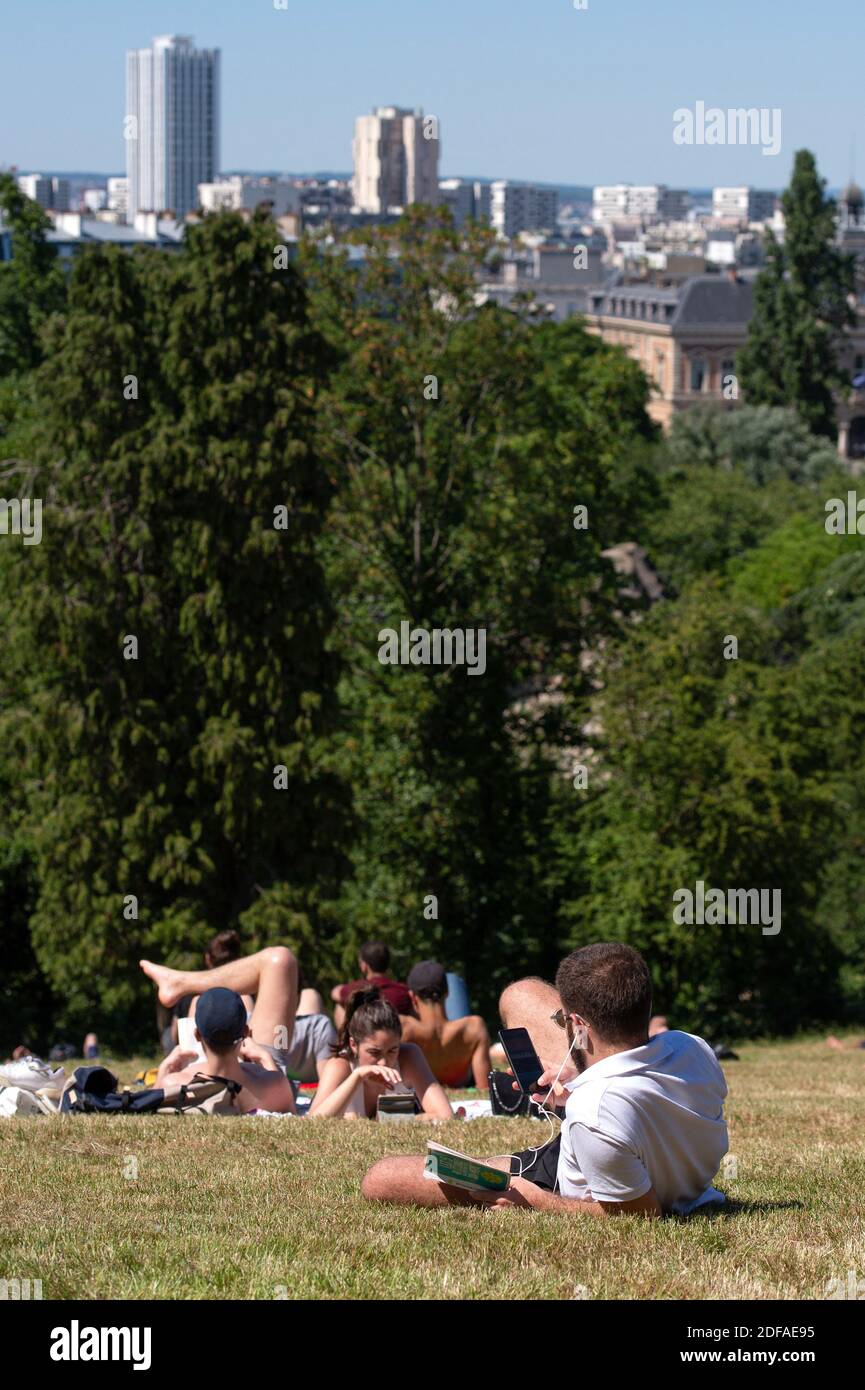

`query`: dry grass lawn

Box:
[2,1035,864,1300]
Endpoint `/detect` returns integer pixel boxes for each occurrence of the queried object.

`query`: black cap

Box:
[195,988,248,1048]
[407,961,447,995]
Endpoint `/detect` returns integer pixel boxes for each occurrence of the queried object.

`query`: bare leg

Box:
[499,976,564,1071]
[362,1154,510,1207]
[140,948,298,1051]
[298,987,325,1016]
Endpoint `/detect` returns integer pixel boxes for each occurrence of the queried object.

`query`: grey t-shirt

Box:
[262,1013,337,1083]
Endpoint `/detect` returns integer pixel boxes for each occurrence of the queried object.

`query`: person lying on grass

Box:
[363,942,729,1216]
[145,942,336,1083]
[309,987,453,1121]
[156,986,297,1115]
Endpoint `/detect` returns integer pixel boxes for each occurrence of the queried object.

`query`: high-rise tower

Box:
[126,35,220,222]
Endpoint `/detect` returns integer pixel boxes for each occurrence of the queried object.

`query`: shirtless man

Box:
[142,946,300,1113]
[399,961,490,1091]
[155,987,297,1113]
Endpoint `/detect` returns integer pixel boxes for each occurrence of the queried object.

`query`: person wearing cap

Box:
[141,942,324,1081]
[399,961,491,1091]
[155,986,298,1114]
[145,938,336,1083]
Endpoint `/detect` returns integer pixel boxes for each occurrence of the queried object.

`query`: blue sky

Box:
[1,0,862,187]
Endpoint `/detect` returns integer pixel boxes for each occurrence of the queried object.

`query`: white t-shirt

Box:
[556,1031,728,1214]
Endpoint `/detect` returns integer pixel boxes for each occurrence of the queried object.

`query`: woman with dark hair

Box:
[309,987,453,1120]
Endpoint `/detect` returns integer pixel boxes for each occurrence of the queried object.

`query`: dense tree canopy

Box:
[0,198,863,1048]
[1,213,348,1038]
[0,172,66,376]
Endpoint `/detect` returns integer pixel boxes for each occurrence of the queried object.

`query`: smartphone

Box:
[498,1027,546,1095]
[376,1092,421,1121]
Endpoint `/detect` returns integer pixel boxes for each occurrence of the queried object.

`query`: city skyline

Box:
[1,0,863,188]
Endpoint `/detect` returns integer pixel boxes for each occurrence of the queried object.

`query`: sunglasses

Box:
[551,1009,588,1032]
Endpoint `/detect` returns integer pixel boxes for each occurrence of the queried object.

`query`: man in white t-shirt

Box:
[554,1027,727,1214]
[362,943,728,1218]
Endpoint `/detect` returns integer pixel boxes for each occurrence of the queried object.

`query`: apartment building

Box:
[126,35,220,221]
[197,176,300,218]
[583,271,755,429]
[352,106,440,213]
[17,175,70,210]
[489,181,558,238]
[593,184,689,224]
[712,187,777,223]
[438,178,476,227]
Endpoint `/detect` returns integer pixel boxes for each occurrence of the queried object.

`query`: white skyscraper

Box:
[125,35,220,222]
[352,106,440,213]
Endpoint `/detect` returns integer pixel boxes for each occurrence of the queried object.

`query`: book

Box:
[177,1016,206,1066]
[423,1141,511,1193]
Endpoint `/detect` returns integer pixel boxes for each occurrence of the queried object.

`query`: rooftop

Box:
[45,216,185,248]
[589,272,755,328]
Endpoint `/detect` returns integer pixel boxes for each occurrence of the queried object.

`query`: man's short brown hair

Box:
[359,940,390,974]
[555,943,652,1045]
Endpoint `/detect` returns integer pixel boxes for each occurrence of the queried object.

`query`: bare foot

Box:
[826,1036,845,1051]
[140,959,188,1008]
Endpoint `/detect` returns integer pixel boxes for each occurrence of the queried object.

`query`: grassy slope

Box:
[1,1037,863,1301]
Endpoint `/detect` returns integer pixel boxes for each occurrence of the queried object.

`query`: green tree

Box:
[660,402,840,486]
[0,174,66,376]
[1,213,348,1038]
[728,509,863,612]
[305,207,660,1009]
[550,579,845,1036]
[739,150,855,439]
[646,405,843,594]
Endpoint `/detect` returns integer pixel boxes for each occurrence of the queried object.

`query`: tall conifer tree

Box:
[739,150,855,439]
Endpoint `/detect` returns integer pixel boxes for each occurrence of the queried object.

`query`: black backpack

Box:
[60,1065,242,1115]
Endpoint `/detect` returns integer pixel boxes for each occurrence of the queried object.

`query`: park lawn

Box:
[1,1036,863,1301]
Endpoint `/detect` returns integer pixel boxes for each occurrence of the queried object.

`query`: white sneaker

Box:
[0,1056,66,1093]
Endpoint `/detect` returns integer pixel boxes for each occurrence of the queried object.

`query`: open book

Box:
[424,1141,510,1193]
